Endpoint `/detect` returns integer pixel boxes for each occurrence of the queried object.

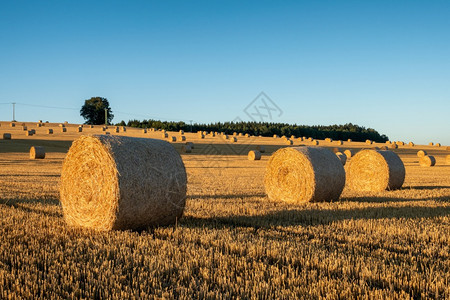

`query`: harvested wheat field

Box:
[0,122,449,299]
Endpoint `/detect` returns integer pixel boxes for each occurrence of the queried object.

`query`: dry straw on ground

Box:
[417,150,427,157]
[30,146,45,159]
[264,146,345,203]
[346,149,405,192]
[248,150,262,161]
[3,133,11,140]
[419,155,436,167]
[60,135,187,231]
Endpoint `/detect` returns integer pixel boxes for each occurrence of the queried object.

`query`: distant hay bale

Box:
[47,129,53,134]
[248,150,261,160]
[222,134,229,140]
[36,123,42,127]
[30,146,45,159]
[290,135,296,140]
[115,127,120,133]
[3,133,11,140]
[210,132,216,137]
[245,133,250,138]
[22,126,27,131]
[285,139,293,145]
[198,133,205,139]
[335,140,343,145]
[121,127,126,132]
[419,155,436,167]
[179,130,184,135]
[311,140,319,145]
[25,131,33,136]
[391,143,398,149]
[142,129,147,134]
[264,146,345,203]
[436,143,441,147]
[385,141,391,144]
[397,141,405,146]
[185,142,194,149]
[347,139,352,142]
[332,147,342,154]
[180,136,186,141]
[162,132,168,138]
[61,127,67,133]
[232,137,238,143]
[89,125,94,129]
[365,140,372,145]
[170,136,177,142]
[233,132,238,136]
[325,138,332,143]
[60,135,187,231]
[417,150,427,157]
[429,142,434,146]
[10,122,15,127]
[78,127,83,133]
[102,127,107,132]
[408,142,414,147]
[343,149,355,158]
[238,133,243,137]
[256,145,266,153]
[298,137,304,142]
[273,134,279,138]
[281,136,287,140]
[346,150,405,192]
[59,124,65,127]
[38,120,42,123]
[181,145,192,153]
[335,152,347,165]
[30,129,36,134]
[307,137,313,142]
[380,146,389,150]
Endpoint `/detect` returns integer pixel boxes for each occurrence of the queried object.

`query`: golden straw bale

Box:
[170,136,177,142]
[290,135,296,140]
[325,138,332,143]
[346,150,405,192]
[256,145,266,153]
[380,146,389,150]
[335,140,343,145]
[281,136,287,140]
[3,133,11,140]
[238,133,243,137]
[264,147,345,203]
[25,131,33,136]
[181,145,192,153]
[335,152,347,165]
[162,132,168,138]
[180,136,186,141]
[30,146,45,159]
[385,141,391,144]
[121,127,126,132]
[298,137,304,142]
[417,150,427,157]
[179,130,184,135]
[60,135,187,231]
[419,155,436,167]
[198,133,205,139]
[347,139,352,142]
[61,127,67,133]
[59,124,65,127]
[397,141,405,146]
[245,133,250,138]
[408,142,414,147]
[365,140,372,145]
[391,143,398,149]
[185,142,194,149]
[78,127,83,133]
[233,132,238,136]
[10,122,15,127]
[248,150,262,161]
[36,123,42,127]
[429,142,434,146]
[47,129,53,134]
[436,143,441,147]
[285,139,293,145]
[115,127,120,133]
[232,137,238,143]
[343,149,355,158]
[223,134,229,140]
[142,129,147,134]
[311,140,319,145]
[38,120,42,123]
[22,126,27,131]
[307,137,313,142]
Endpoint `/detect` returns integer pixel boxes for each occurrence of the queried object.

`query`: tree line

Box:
[116,119,389,142]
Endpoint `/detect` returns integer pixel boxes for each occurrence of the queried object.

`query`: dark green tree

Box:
[80,97,114,125]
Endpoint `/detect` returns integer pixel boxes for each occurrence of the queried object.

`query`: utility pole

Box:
[189,120,193,132]
[12,102,16,122]
[104,108,108,126]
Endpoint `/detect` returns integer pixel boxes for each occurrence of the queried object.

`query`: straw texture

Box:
[60,135,187,231]
[346,150,405,192]
[264,146,345,203]
[30,146,45,159]
[419,155,436,167]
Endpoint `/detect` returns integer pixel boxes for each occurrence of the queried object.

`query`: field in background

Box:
[0,121,449,298]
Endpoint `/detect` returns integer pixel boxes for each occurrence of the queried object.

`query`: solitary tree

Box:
[80,97,114,125]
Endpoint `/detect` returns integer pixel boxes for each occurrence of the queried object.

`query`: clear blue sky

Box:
[1,0,449,145]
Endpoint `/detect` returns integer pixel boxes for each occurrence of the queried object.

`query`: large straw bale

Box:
[30,146,45,159]
[3,133,11,140]
[417,150,427,157]
[60,135,187,231]
[419,155,436,167]
[264,146,345,203]
[248,150,262,161]
[346,150,405,192]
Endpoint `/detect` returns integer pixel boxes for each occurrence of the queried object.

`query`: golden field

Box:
[0,121,449,299]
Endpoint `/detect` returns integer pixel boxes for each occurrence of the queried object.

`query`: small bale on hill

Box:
[335,152,347,165]
[436,143,441,147]
[61,127,67,133]
[115,127,120,133]
[429,142,434,146]
[142,129,147,134]
[10,123,15,127]
[170,136,177,142]
[419,155,436,167]
[380,146,389,150]
[290,135,296,140]
[366,140,372,145]
[3,133,11,140]
[121,127,126,132]
[22,126,28,131]
[347,139,352,142]
[185,142,194,149]
[78,127,83,133]
[346,150,405,192]
[47,129,53,134]
[391,143,398,149]
[181,145,192,153]
[256,145,266,153]
[335,140,343,145]
[325,138,332,143]
[30,146,45,159]
[408,142,414,147]
[245,133,250,138]
[232,137,238,143]
[273,134,279,138]
[179,130,184,135]
[223,134,229,140]
[285,139,293,145]
[248,150,262,161]
[264,147,345,203]
[343,149,355,158]
[162,132,168,138]
[397,141,405,146]
[180,136,186,141]
[59,124,65,128]
[37,123,42,127]
[25,130,33,136]
[60,135,187,231]
[307,137,314,142]
[311,140,319,145]
[417,150,427,157]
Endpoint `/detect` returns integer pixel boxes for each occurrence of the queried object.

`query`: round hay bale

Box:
[397,141,405,146]
[60,135,187,231]
[181,145,192,153]
[198,133,205,139]
[307,137,314,142]
[248,150,262,160]
[162,132,168,138]
[102,127,107,132]
[179,130,184,135]
[335,152,347,165]
[386,141,391,144]
[391,143,398,149]
[22,126,28,131]
[25,130,33,136]
[380,146,389,150]
[36,123,42,127]
[223,134,229,140]
[347,139,352,142]
[365,140,372,145]
[115,127,120,133]
[290,135,296,140]
[78,127,83,133]
[185,142,194,149]
[170,136,177,142]
[10,122,15,127]
[429,142,434,146]
[436,143,441,147]
[325,138,332,143]
[346,150,405,192]
[61,127,67,133]
[245,133,250,138]
[343,149,355,158]
[30,129,36,134]
[233,132,238,136]
[419,155,436,167]
[285,139,293,145]
[256,145,266,153]
[417,150,427,157]
[335,140,343,145]
[238,133,243,137]
[264,147,345,203]
[446,155,450,165]
[142,129,147,134]
[121,127,126,132]
[232,137,238,143]
[30,146,45,159]
[311,140,319,145]
[59,123,65,127]
[408,142,414,147]
[180,136,186,141]
[298,137,304,142]
[332,147,342,154]
[47,129,53,134]
[3,133,11,140]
